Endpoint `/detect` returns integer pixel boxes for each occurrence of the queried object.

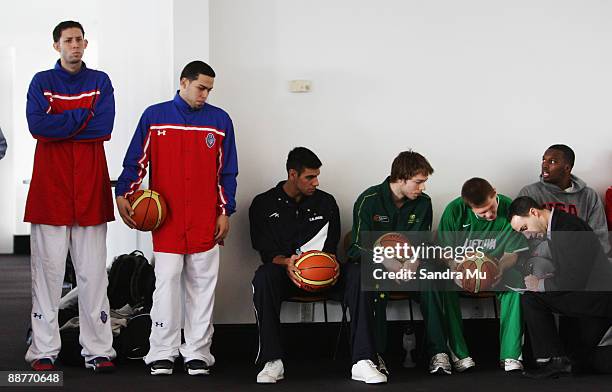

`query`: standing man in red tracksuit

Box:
[115,61,238,376]
[25,20,116,373]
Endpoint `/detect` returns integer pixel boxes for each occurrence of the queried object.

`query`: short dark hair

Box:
[286,147,322,175]
[389,151,434,182]
[461,177,495,207]
[53,21,84,43]
[508,196,542,219]
[180,61,216,81]
[547,144,575,168]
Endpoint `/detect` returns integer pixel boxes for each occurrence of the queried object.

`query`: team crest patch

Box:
[206,133,216,148]
[100,311,108,324]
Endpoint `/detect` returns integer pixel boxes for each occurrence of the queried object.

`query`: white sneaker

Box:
[351,359,387,384]
[429,353,452,375]
[453,356,476,372]
[257,359,284,384]
[502,358,523,372]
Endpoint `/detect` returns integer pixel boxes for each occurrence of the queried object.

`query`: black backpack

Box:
[107,251,155,312]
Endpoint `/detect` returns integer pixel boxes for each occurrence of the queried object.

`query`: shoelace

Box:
[432,355,448,367]
[364,360,378,369]
[263,361,280,373]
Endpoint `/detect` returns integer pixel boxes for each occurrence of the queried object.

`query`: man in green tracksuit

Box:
[438,177,528,372]
[348,151,456,376]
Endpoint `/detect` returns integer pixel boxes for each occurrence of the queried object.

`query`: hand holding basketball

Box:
[291,251,340,292]
[116,196,137,229]
[285,255,301,288]
[124,189,167,231]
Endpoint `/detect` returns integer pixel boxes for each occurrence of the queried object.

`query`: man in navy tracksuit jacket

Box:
[249,147,386,384]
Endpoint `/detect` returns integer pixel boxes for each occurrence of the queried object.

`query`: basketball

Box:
[374,232,410,248]
[373,232,414,265]
[455,252,499,293]
[127,189,167,231]
[293,251,340,292]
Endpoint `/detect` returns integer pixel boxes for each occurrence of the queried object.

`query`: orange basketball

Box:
[373,232,413,259]
[128,189,167,231]
[455,252,499,293]
[293,251,340,292]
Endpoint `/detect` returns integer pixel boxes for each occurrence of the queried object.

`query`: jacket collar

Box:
[54,59,87,77]
[173,91,204,114]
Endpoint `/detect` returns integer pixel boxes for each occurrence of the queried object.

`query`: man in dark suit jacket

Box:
[508,196,612,378]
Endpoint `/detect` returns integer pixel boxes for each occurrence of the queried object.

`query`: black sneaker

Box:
[150,360,174,376]
[184,359,210,376]
[85,357,115,374]
[523,356,572,379]
[376,353,390,377]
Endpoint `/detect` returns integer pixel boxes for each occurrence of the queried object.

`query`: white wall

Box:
[208,0,612,323]
[0,48,16,253]
[0,0,174,241]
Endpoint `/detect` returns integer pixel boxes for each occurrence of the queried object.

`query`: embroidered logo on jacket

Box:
[407,214,419,224]
[373,215,389,223]
[157,130,166,136]
[309,215,324,222]
[206,133,216,148]
[100,311,108,324]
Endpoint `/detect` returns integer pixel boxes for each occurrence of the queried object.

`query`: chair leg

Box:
[324,300,329,323]
[333,302,348,360]
[492,296,499,318]
[408,297,414,323]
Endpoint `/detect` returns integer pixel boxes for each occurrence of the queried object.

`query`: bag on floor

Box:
[107,250,155,312]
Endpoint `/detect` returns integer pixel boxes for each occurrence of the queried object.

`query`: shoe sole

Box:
[504,366,523,372]
[454,364,476,373]
[85,364,115,374]
[351,375,387,384]
[257,375,284,383]
[429,367,452,375]
[151,368,173,376]
[187,368,210,376]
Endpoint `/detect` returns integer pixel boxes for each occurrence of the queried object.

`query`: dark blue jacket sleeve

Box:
[26,74,90,141]
[115,110,152,198]
[218,117,238,215]
[73,73,115,141]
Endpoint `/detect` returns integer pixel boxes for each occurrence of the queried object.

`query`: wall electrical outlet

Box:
[289,80,312,93]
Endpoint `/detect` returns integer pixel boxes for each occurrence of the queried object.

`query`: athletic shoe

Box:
[351,359,387,384]
[184,359,210,376]
[523,356,571,379]
[150,360,174,376]
[31,358,55,371]
[502,358,523,372]
[257,359,284,383]
[535,357,551,368]
[429,353,452,375]
[376,353,390,376]
[85,357,115,373]
[453,356,476,372]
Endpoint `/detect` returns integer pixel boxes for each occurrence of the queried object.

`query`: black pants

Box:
[252,262,375,365]
[522,291,612,371]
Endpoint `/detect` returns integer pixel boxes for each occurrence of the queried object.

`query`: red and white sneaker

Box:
[85,357,115,373]
[31,358,55,371]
